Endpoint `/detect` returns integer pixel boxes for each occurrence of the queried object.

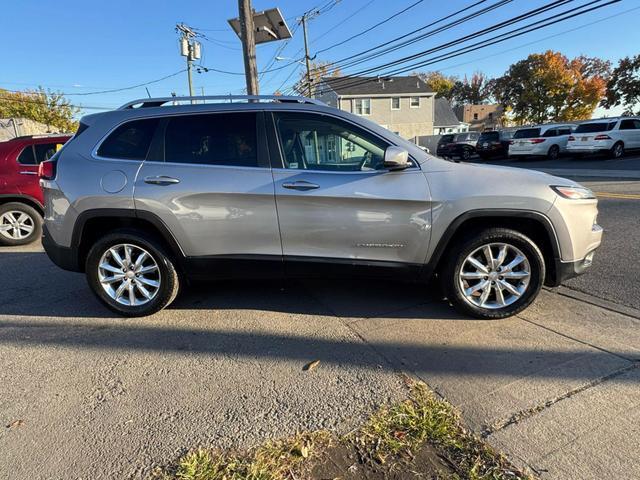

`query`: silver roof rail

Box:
[118,95,325,109]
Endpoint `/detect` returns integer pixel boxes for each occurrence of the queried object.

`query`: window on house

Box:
[391,97,400,110]
[410,97,420,108]
[354,98,371,115]
[473,113,479,120]
[488,112,493,119]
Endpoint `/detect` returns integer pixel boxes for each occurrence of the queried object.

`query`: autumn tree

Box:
[491,51,608,124]
[450,72,493,105]
[294,60,342,96]
[601,55,640,115]
[0,87,79,132]
[415,71,458,100]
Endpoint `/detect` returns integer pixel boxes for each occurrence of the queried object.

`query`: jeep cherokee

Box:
[40,95,602,318]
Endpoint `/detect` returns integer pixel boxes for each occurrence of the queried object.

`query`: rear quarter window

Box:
[17,146,36,165]
[97,118,159,160]
[513,128,541,139]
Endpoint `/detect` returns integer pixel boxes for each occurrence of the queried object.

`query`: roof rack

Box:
[118,95,325,110]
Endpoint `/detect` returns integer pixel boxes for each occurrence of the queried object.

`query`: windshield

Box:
[438,134,454,144]
[574,122,614,133]
[513,128,541,139]
[479,132,499,141]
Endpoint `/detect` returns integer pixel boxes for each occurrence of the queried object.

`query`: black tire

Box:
[441,228,545,319]
[0,202,42,246]
[85,230,180,317]
[547,145,560,160]
[609,142,624,159]
[461,147,472,161]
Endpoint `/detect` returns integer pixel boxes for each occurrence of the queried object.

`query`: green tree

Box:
[601,55,640,115]
[0,87,78,132]
[491,51,607,124]
[415,71,458,100]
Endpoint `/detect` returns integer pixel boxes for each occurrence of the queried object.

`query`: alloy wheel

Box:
[98,243,161,306]
[457,242,531,310]
[0,211,35,241]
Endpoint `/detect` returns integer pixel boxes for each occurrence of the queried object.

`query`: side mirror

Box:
[383,146,410,170]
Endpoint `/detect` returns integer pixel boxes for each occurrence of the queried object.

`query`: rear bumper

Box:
[42,224,81,272]
[566,142,613,153]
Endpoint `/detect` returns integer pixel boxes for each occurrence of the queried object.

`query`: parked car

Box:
[40,95,602,319]
[509,124,575,160]
[437,132,480,160]
[436,134,455,157]
[0,134,71,245]
[566,117,640,158]
[475,130,514,160]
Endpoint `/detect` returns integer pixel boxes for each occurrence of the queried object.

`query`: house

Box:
[315,75,435,139]
[454,104,503,131]
[433,98,469,134]
[0,117,58,142]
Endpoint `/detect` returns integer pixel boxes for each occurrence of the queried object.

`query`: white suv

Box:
[509,124,576,160]
[567,117,640,158]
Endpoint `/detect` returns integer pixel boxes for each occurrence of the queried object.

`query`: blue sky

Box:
[1,0,638,116]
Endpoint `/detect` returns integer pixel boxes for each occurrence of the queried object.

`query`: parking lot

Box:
[1,160,639,479]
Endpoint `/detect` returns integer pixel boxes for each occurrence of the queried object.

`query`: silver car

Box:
[40,95,603,318]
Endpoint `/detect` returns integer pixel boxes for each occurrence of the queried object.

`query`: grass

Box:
[156,378,532,480]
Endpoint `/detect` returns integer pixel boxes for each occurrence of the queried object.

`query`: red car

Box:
[0,134,71,245]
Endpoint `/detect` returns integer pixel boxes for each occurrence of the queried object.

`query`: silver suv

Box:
[40,95,603,318]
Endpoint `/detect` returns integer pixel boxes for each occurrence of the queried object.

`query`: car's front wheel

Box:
[442,228,545,319]
[0,202,42,246]
[85,230,180,316]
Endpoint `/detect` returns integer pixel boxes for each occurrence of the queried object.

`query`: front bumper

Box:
[42,224,81,272]
[552,250,597,286]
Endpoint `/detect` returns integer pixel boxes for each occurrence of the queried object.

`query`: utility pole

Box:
[237,0,259,95]
[176,23,201,102]
[301,14,313,98]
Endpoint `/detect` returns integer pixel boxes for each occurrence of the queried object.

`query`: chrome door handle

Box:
[282,181,320,191]
[19,171,38,175]
[144,175,180,186]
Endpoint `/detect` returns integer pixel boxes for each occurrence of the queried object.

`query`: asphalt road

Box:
[1,168,639,479]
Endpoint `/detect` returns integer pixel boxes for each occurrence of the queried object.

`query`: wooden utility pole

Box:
[238,0,259,95]
[301,14,313,97]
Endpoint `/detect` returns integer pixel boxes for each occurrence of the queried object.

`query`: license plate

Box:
[582,137,588,141]
[483,142,489,147]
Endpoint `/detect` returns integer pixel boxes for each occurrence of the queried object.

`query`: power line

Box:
[314,0,423,55]
[315,0,575,87]
[1,70,187,97]
[314,0,619,93]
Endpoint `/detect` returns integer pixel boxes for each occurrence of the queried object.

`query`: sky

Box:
[1,0,638,117]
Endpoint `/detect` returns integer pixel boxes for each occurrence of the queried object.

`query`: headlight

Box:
[550,185,596,200]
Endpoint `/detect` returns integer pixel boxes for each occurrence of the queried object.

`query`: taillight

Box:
[38,160,56,180]
[594,134,611,140]
[568,135,576,141]
[530,138,546,144]
[509,140,514,145]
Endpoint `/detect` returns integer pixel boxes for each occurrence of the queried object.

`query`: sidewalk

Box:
[309,284,640,479]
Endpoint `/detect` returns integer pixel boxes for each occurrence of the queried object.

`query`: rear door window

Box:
[163,112,259,167]
[543,128,558,138]
[97,118,160,160]
[34,143,63,164]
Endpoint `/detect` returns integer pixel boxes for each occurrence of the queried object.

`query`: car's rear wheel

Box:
[85,230,180,316]
[547,145,560,160]
[609,142,624,159]
[0,202,42,246]
[442,228,545,319]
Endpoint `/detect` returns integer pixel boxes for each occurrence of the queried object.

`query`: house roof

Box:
[319,75,433,96]
[434,98,461,127]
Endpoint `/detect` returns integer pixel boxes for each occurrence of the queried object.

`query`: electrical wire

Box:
[314,0,618,93]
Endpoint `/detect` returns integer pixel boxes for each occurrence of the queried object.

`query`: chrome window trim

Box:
[90,110,264,167]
